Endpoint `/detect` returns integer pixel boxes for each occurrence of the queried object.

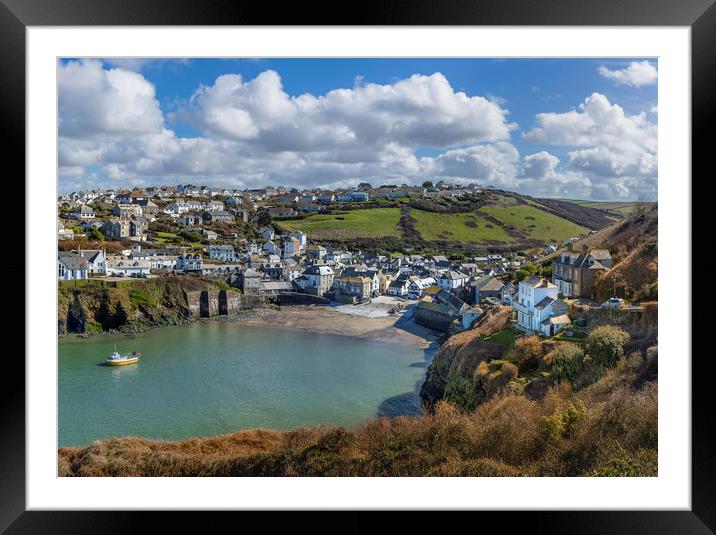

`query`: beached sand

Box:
[240,305,440,348]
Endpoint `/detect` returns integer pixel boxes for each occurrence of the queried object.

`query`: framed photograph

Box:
[4,0,712,530]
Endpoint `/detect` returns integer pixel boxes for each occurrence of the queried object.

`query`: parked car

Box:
[601,297,625,309]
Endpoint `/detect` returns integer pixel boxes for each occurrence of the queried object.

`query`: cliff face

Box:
[420,306,513,411]
[58,277,243,336]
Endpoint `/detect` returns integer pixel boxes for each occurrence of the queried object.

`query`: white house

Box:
[147,255,178,270]
[163,202,189,216]
[75,249,107,275]
[107,258,152,277]
[57,221,74,240]
[436,270,469,292]
[72,205,95,220]
[176,253,204,271]
[205,200,224,212]
[387,276,411,297]
[512,276,570,336]
[58,252,88,280]
[284,265,303,282]
[407,276,436,299]
[302,264,335,295]
[208,245,236,262]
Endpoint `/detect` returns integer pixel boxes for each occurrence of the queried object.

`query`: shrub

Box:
[587,326,630,368]
[180,231,202,243]
[444,375,478,412]
[500,362,519,380]
[511,335,542,370]
[539,400,587,443]
[547,343,584,383]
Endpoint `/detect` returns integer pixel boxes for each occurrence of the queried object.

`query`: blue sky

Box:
[58,58,657,200]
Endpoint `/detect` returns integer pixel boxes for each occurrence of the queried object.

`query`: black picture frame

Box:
[2,0,712,531]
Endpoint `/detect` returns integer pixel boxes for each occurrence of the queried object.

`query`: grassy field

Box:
[481,204,588,243]
[411,210,516,244]
[280,208,402,239]
[569,200,643,214]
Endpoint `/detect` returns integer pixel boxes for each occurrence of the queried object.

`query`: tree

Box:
[422,180,434,188]
[587,325,630,368]
[516,263,538,281]
[357,182,373,190]
[256,210,272,227]
[547,343,584,383]
[632,194,652,218]
[89,228,105,241]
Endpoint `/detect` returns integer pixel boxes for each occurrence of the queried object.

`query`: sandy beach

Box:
[239,304,441,349]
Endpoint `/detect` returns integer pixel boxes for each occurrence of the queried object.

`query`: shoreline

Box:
[233,305,442,349]
[61,303,442,350]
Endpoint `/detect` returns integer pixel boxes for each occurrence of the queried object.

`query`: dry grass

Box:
[59,356,656,477]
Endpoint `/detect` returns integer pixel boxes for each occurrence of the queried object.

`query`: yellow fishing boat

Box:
[105,345,140,366]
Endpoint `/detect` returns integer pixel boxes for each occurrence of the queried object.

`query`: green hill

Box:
[274,188,613,252]
[279,208,402,240]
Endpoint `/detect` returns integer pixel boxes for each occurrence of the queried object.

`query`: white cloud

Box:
[420,142,519,184]
[524,92,657,180]
[521,93,657,199]
[59,59,164,138]
[174,70,515,150]
[597,61,658,87]
[60,65,518,191]
[58,62,656,200]
[520,151,560,179]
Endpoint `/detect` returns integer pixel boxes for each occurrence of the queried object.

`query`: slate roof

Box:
[58,252,89,270]
[439,270,468,280]
[535,296,557,310]
[521,276,555,289]
[415,300,455,316]
[541,314,571,326]
[474,275,505,292]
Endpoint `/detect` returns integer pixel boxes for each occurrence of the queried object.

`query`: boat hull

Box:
[105,358,139,366]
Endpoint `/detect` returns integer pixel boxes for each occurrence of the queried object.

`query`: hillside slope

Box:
[276,188,615,253]
[420,306,513,410]
[537,204,658,302]
[576,205,658,302]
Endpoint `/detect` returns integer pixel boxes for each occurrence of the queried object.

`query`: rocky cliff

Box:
[58,277,244,336]
[420,306,513,410]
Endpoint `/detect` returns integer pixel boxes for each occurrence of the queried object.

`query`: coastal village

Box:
[54,56,661,478]
[58,182,631,339]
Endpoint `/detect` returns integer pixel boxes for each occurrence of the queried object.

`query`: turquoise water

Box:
[58,321,430,447]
